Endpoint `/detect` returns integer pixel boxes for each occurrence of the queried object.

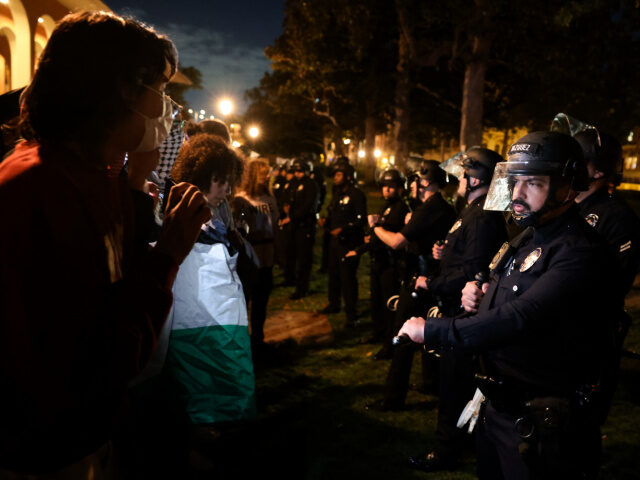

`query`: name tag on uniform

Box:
[520,248,542,272]
[449,219,462,234]
[585,213,599,227]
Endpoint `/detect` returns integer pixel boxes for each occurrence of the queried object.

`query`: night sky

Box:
[106,0,285,113]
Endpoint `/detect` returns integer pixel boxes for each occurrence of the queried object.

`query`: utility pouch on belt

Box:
[515,397,571,473]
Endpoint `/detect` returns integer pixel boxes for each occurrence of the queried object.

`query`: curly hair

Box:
[241,159,270,198]
[20,11,177,158]
[171,134,242,193]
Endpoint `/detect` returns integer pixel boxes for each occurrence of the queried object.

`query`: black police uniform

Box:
[383,192,456,407]
[326,183,367,324]
[425,195,507,462]
[423,206,615,479]
[276,178,296,284]
[356,196,409,343]
[577,188,640,299]
[286,175,319,297]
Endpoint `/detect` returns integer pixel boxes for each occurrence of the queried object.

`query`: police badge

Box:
[341,196,350,205]
[585,213,599,228]
[297,184,304,191]
[520,248,542,272]
[489,242,510,271]
[449,219,462,234]
[384,207,391,216]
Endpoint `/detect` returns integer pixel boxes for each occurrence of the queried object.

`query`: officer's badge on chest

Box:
[297,184,304,191]
[520,248,542,272]
[585,213,599,228]
[384,207,391,216]
[449,219,462,234]
[340,196,350,205]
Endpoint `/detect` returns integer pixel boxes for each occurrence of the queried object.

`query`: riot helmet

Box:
[574,129,623,186]
[378,168,405,190]
[291,158,311,174]
[485,131,588,227]
[442,147,503,199]
[334,160,356,185]
[407,159,447,189]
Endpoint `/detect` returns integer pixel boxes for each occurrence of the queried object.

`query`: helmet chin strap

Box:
[464,173,485,199]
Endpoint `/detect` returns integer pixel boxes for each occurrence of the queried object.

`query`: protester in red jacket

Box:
[0,11,209,476]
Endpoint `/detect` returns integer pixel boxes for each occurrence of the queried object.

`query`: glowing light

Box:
[248,126,260,139]
[390,155,395,165]
[232,140,241,148]
[382,157,389,165]
[218,99,234,116]
[199,109,205,115]
[210,115,215,119]
[0,0,9,4]
[628,131,634,142]
[343,138,351,145]
[37,17,44,23]
[358,150,365,158]
[188,108,193,114]
[199,114,204,119]
[374,149,382,158]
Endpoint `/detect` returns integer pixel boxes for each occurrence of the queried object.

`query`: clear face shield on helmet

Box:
[551,112,601,146]
[440,151,465,178]
[484,161,558,212]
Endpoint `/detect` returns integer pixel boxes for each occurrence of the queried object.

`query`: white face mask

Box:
[132,87,177,152]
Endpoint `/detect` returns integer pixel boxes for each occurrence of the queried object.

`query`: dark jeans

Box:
[249,266,273,344]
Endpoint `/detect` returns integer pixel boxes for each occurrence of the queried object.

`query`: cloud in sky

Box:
[161,23,271,114]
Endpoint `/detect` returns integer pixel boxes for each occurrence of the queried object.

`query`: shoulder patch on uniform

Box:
[449,219,462,234]
[585,213,599,228]
[520,248,542,272]
[620,241,632,253]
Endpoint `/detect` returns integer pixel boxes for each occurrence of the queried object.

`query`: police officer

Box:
[346,169,409,348]
[287,158,320,299]
[374,161,456,407]
[276,162,296,285]
[408,147,508,472]
[574,129,640,425]
[398,131,616,479]
[318,161,367,326]
[309,160,327,213]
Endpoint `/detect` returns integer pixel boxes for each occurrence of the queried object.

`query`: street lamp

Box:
[374,149,382,158]
[358,150,365,158]
[218,98,234,117]
[248,126,260,139]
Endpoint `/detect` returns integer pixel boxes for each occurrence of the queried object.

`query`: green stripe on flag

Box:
[164,324,256,424]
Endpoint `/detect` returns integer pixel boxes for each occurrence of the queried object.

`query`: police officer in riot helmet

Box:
[286,158,320,299]
[408,147,508,472]
[398,131,616,479]
[346,168,409,349]
[318,160,367,326]
[574,129,640,426]
[375,160,456,408]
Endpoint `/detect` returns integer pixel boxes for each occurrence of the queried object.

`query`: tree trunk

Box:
[364,108,377,184]
[393,0,412,170]
[459,35,491,151]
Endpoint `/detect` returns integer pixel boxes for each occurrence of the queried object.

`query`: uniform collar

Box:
[532,205,580,244]
[577,187,610,211]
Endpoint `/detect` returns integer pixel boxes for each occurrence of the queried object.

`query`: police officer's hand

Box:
[461,281,490,313]
[414,276,428,290]
[279,217,291,226]
[432,243,445,260]
[368,214,380,228]
[398,316,426,344]
[405,212,412,224]
[283,204,290,215]
[155,182,211,265]
[345,250,357,258]
[330,227,342,237]
[364,235,371,244]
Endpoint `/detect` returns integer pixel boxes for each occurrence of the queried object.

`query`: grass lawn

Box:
[237,185,640,480]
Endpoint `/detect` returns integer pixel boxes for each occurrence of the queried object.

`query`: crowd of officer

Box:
[270,122,640,479]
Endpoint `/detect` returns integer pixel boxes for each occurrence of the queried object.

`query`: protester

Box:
[0,11,210,475]
[232,159,279,351]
